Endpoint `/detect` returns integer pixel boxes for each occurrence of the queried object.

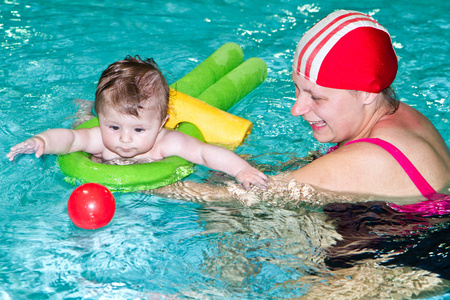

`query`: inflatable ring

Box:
[58,118,203,192]
[58,43,268,192]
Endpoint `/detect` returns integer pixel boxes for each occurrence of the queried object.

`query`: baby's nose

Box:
[119,131,132,143]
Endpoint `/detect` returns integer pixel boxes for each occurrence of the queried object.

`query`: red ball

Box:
[68,183,116,230]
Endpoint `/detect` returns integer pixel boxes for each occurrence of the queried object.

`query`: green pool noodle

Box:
[175,122,205,143]
[196,57,268,111]
[169,42,244,98]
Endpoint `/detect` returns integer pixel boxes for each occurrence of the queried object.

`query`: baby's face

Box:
[98,106,166,158]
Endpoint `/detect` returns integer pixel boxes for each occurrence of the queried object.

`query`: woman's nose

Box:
[290,96,311,116]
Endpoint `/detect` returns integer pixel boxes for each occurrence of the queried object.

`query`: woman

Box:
[288,10,449,199]
[153,10,450,211]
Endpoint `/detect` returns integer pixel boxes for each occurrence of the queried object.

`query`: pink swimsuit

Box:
[343,138,450,216]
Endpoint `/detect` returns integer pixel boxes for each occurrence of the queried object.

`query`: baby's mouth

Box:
[118,147,135,155]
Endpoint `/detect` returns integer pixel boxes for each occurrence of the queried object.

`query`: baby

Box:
[7,56,268,189]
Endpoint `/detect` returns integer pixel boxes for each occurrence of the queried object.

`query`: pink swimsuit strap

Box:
[344,138,437,199]
[328,138,450,216]
[346,138,450,217]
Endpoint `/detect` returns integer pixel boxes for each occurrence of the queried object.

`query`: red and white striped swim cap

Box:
[293,10,398,93]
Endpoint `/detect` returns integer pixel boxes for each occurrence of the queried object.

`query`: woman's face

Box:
[291,72,367,144]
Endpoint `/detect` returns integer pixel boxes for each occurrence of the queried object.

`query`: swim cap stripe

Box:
[295,12,365,79]
[293,10,397,93]
[306,17,385,80]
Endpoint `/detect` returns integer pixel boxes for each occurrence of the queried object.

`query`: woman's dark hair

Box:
[381,86,399,115]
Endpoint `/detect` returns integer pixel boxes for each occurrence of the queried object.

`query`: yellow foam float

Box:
[165,88,252,150]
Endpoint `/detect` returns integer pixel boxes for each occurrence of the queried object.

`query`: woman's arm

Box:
[149,173,362,207]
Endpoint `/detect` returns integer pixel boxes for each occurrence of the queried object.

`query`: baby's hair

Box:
[94,55,169,121]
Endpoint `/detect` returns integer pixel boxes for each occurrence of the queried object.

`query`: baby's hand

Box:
[6,137,46,161]
[235,167,269,190]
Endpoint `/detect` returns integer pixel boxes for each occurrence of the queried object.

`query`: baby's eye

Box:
[110,126,120,131]
[134,128,145,133]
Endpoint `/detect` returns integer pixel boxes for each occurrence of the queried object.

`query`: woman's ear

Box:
[363,92,379,105]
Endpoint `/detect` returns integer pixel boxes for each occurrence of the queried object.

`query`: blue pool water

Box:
[1,0,449,299]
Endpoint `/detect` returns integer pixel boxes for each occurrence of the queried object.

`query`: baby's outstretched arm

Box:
[159,129,269,189]
[7,128,101,161]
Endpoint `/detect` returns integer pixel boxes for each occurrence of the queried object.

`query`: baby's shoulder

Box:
[157,128,192,144]
[74,126,106,154]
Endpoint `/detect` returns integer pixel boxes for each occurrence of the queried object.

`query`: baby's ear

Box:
[160,114,169,129]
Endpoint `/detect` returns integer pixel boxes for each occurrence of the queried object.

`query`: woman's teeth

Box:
[309,120,326,127]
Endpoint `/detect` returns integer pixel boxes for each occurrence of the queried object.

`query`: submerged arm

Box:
[149,181,234,203]
[149,173,360,207]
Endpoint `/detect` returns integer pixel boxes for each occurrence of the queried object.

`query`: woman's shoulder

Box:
[373,103,449,166]
[288,142,395,195]
[377,102,437,136]
[372,103,449,192]
[289,123,449,197]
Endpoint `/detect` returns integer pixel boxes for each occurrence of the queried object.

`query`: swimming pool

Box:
[1,0,449,299]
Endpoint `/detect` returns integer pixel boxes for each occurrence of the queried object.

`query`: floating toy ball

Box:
[68,183,116,229]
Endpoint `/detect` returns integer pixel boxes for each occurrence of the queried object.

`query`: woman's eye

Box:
[110,126,120,131]
[311,95,322,101]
